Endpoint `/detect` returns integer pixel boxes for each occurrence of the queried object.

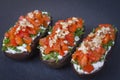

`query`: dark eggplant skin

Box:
[71,29,117,77]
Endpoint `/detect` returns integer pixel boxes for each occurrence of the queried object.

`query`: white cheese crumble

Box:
[72,17,79,22]
[19,18,34,28]
[78,41,88,54]
[77,27,111,53]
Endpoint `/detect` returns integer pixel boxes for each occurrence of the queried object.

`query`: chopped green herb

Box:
[99,55,105,61]
[3,38,10,44]
[42,51,59,63]
[2,46,7,51]
[71,60,78,64]
[103,40,114,50]
[39,28,45,34]
[30,34,36,37]
[74,28,84,36]
[48,26,52,32]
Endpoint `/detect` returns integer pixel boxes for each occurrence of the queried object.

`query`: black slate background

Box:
[0,0,120,80]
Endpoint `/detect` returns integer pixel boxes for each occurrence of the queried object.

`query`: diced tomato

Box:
[18,30,29,38]
[39,37,49,46]
[76,19,83,28]
[72,50,83,60]
[110,33,115,40]
[52,24,62,33]
[65,33,74,46]
[15,36,23,45]
[10,39,17,46]
[52,41,60,52]
[95,46,105,55]
[87,50,101,62]
[61,43,68,51]
[102,34,110,44]
[26,17,37,27]
[83,64,94,73]
[84,36,92,41]
[78,54,88,68]
[68,24,77,32]
[44,47,52,54]
[26,45,31,52]
[23,37,32,44]
[9,27,16,35]
[59,50,64,56]
[27,28,37,35]
[43,16,50,27]
[34,12,42,20]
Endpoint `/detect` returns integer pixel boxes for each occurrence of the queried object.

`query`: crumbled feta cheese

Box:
[78,41,88,54]
[68,20,73,25]
[72,17,78,22]
[19,18,34,28]
[88,33,94,37]
[63,40,68,44]
[60,22,68,29]
[55,28,61,34]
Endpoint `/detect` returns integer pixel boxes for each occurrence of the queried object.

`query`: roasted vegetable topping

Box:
[72,24,117,73]
[2,10,51,53]
[39,17,84,61]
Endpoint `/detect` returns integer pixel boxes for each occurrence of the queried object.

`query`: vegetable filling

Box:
[72,24,117,74]
[2,10,51,53]
[39,17,84,62]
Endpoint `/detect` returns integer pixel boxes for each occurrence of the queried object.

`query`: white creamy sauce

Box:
[5,44,27,54]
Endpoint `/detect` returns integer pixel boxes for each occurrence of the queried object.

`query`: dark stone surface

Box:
[0,0,120,80]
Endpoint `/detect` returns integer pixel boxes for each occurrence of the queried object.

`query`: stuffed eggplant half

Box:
[71,24,117,75]
[2,10,51,60]
[38,17,84,68]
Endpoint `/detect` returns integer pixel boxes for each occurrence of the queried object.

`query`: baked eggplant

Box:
[38,17,84,68]
[2,10,52,60]
[71,24,117,76]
